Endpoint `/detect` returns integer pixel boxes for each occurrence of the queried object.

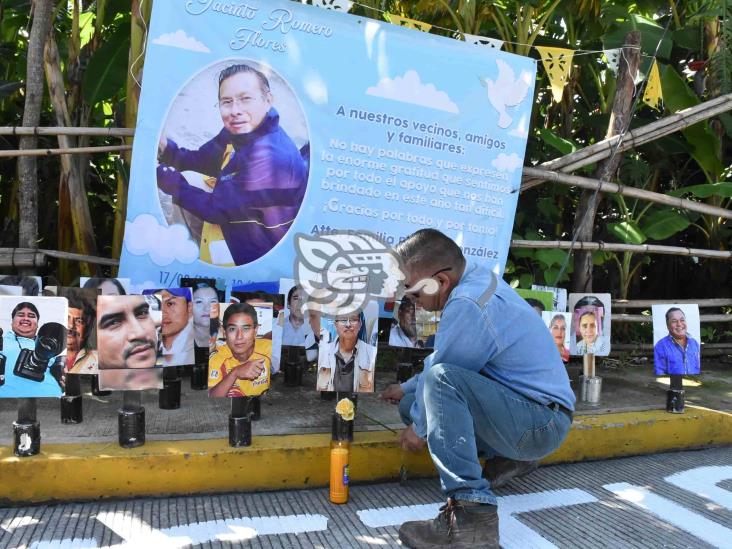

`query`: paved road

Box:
[1,446,731,548]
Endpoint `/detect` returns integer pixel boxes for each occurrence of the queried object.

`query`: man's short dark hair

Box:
[287,285,302,306]
[524,298,545,312]
[83,277,127,295]
[223,302,258,328]
[398,297,415,314]
[0,276,40,296]
[665,307,685,324]
[11,301,39,319]
[394,229,465,274]
[219,64,270,97]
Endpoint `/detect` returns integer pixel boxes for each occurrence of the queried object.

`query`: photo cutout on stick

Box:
[542,311,571,363]
[516,288,554,316]
[388,297,440,349]
[96,294,163,391]
[44,286,99,374]
[316,302,378,393]
[208,302,271,397]
[142,287,194,366]
[279,277,321,365]
[0,296,67,398]
[180,277,225,366]
[651,304,701,376]
[568,293,612,356]
[231,289,283,375]
[532,284,568,312]
[0,276,42,296]
[80,277,131,296]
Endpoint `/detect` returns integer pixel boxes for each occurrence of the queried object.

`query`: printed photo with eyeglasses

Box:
[95,294,163,391]
[43,286,99,376]
[208,302,272,397]
[316,302,379,393]
[0,296,68,398]
[141,287,195,367]
[155,59,310,267]
[388,297,441,349]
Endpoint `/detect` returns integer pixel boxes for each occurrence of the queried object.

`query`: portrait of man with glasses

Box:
[208,302,271,397]
[316,311,376,393]
[156,62,309,267]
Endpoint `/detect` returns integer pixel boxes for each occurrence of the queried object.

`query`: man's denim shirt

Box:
[401,263,576,438]
[653,334,701,376]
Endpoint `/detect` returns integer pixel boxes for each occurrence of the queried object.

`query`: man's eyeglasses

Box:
[404,267,453,299]
[334,317,361,326]
[217,95,260,112]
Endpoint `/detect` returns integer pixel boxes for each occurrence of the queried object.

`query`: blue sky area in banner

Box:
[118,0,537,290]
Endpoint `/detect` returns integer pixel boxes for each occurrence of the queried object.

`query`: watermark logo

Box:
[293,231,405,317]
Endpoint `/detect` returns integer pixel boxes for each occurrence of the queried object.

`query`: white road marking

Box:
[665,465,732,510]
[604,482,732,549]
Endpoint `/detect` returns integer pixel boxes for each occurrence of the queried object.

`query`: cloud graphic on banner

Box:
[366,70,459,113]
[152,30,210,53]
[481,59,532,128]
[492,153,523,172]
[124,214,199,266]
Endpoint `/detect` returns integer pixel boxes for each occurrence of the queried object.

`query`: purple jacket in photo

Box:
[157,108,308,265]
[653,334,701,375]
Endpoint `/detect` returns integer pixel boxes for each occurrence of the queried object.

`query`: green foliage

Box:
[668,182,732,198]
[640,210,693,241]
[608,221,647,245]
[82,24,130,105]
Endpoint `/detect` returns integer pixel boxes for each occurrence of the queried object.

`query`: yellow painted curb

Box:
[1,406,730,504]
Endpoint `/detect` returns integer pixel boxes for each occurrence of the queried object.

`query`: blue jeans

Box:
[402,363,572,504]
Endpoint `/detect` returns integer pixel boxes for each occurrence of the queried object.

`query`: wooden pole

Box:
[571,31,641,294]
[611,313,731,323]
[521,92,732,191]
[613,298,732,308]
[0,126,134,137]
[510,239,732,259]
[523,167,732,220]
[0,145,131,158]
[0,248,117,267]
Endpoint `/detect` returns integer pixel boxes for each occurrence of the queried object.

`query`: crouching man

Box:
[381,229,575,548]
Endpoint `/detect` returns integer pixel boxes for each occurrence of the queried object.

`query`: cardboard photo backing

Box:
[208,302,271,397]
[0,296,67,398]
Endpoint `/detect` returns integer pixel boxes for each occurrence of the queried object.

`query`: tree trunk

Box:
[17,0,55,255]
[112,0,152,263]
[44,34,100,277]
[571,31,641,293]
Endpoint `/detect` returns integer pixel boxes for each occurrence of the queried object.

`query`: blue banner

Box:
[119,0,536,288]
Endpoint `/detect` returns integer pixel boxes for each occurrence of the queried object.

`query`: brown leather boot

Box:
[483,456,539,489]
[398,498,499,548]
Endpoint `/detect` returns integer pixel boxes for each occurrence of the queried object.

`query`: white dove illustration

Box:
[482,59,532,128]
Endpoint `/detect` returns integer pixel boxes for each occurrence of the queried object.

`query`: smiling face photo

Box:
[0,296,68,398]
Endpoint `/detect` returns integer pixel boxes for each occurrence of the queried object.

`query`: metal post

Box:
[60,373,83,423]
[118,391,145,448]
[229,397,254,447]
[666,374,685,413]
[90,374,111,396]
[158,366,181,409]
[14,398,40,456]
[580,354,602,405]
[251,396,261,421]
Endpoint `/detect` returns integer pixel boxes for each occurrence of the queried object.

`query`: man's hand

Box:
[399,424,427,452]
[158,135,168,158]
[380,383,404,404]
[234,359,265,380]
[157,164,185,197]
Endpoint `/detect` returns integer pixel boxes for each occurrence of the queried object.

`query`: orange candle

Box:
[329,444,350,504]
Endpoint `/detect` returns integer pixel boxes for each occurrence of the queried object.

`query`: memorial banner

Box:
[119,0,536,288]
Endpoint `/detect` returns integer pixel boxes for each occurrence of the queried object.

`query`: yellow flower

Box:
[335,398,355,421]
